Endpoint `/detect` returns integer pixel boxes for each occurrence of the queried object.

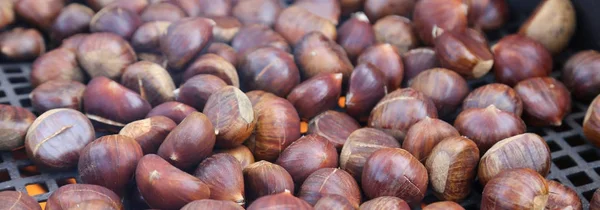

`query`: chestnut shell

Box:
[0,105,36,151]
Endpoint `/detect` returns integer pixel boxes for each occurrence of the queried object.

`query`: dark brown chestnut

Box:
[467,0,508,31]
[478,133,551,186]
[119,116,176,154]
[481,168,549,210]
[287,73,343,120]
[209,16,242,43]
[207,42,238,66]
[30,80,86,113]
[514,77,571,126]
[423,201,465,210]
[276,135,338,184]
[194,153,244,205]
[243,161,295,201]
[340,128,401,181]
[158,112,216,169]
[182,200,244,210]
[136,154,211,210]
[60,34,89,52]
[0,28,45,61]
[232,0,283,27]
[84,77,152,132]
[434,30,494,79]
[294,0,341,25]
[359,196,410,210]
[0,105,36,151]
[454,105,526,153]
[307,110,361,150]
[146,101,197,124]
[30,48,83,87]
[584,95,600,148]
[50,3,94,41]
[362,148,428,205]
[345,63,386,121]
[131,21,171,53]
[25,109,95,170]
[247,190,312,210]
[402,48,439,83]
[372,15,418,54]
[78,135,143,195]
[402,117,460,162]
[239,47,300,97]
[232,24,290,56]
[592,188,600,210]
[562,50,600,101]
[518,0,576,54]
[176,74,228,111]
[492,35,552,86]
[314,194,354,210]
[358,43,403,90]
[462,83,523,116]
[90,6,142,40]
[215,145,255,169]
[368,88,438,140]
[104,0,149,13]
[204,86,256,148]
[140,2,186,22]
[294,32,354,82]
[0,1,14,30]
[0,191,41,210]
[546,180,582,210]
[364,0,415,21]
[299,168,361,208]
[409,68,469,116]
[275,6,336,45]
[337,12,375,62]
[183,53,239,87]
[121,61,176,106]
[413,0,468,45]
[160,17,214,70]
[76,33,137,79]
[46,184,123,210]
[15,0,63,30]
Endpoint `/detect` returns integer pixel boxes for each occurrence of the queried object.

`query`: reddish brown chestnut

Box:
[0,1,15,30]
[239,47,300,97]
[158,112,216,169]
[233,0,283,27]
[409,68,469,116]
[160,17,214,70]
[402,48,439,83]
[0,105,36,151]
[119,116,176,154]
[481,168,549,210]
[183,53,239,87]
[435,30,493,79]
[0,191,41,210]
[307,110,361,150]
[359,196,410,210]
[76,33,137,79]
[131,21,171,53]
[15,0,64,30]
[146,101,197,124]
[140,2,186,22]
[121,61,176,106]
[467,0,508,31]
[30,48,83,87]
[345,63,386,121]
[207,42,238,66]
[287,73,343,120]
[232,24,290,56]
[562,50,600,101]
[364,0,415,21]
[514,77,571,126]
[0,28,45,61]
[247,190,312,210]
[340,128,401,181]
[423,201,465,210]
[373,15,418,54]
[294,32,354,82]
[30,80,86,113]
[413,0,468,45]
[46,184,123,210]
[314,194,354,210]
[243,161,295,201]
[25,109,95,170]
[204,86,256,148]
[402,117,460,162]
[337,12,375,61]
[215,145,255,169]
[462,83,523,116]
[209,16,242,43]
[518,0,576,54]
[492,35,553,86]
[176,74,228,111]
[90,6,142,40]
[546,180,582,210]
[276,135,338,184]
[194,153,245,205]
[299,168,361,208]
[275,6,337,45]
[182,200,244,210]
[50,3,94,41]
[358,43,404,90]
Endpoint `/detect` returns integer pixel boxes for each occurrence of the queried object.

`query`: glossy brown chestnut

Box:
[518,0,576,54]
[287,73,343,120]
[275,6,337,45]
[402,48,439,83]
[364,0,415,21]
[50,3,94,41]
[176,74,228,111]
[30,48,83,87]
[435,30,493,78]
[158,112,216,169]
[402,117,460,162]
[362,148,428,205]
[0,191,41,210]
[546,180,582,210]
[215,145,255,169]
[30,80,86,113]
[15,0,63,30]
[409,68,469,116]
[232,0,283,27]
[368,88,438,140]
[584,95,600,148]
[46,184,123,210]
[243,161,295,201]
[209,16,242,43]
[307,110,361,150]
[345,63,386,120]
[592,188,600,210]
[90,6,142,40]
[492,35,553,86]
[340,128,401,181]
[423,201,465,210]
[358,43,404,90]
[359,196,410,210]
[76,33,137,79]
[239,47,300,97]
[247,190,312,210]
[478,133,551,186]
[373,15,418,54]
[207,42,238,66]
[78,135,143,195]
[232,24,290,56]
[121,61,176,106]
[481,168,549,210]
[299,168,361,207]
[413,0,468,45]
[0,1,14,30]
[562,50,600,101]
[119,116,176,154]
[514,77,571,126]
[131,21,171,53]
[337,12,375,61]
[183,53,239,87]
[314,194,354,210]
[425,136,479,201]
[146,101,197,124]
[140,2,186,22]
[467,0,508,31]
[160,17,214,70]
[462,83,523,116]
[181,200,244,210]
[0,105,36,151]
[0,28,45,61]
[294,32,354,82]
[25,109,95,170]
[84,77,151,131]
[203,86,256,148]
[194,153,245,205]
[60,34,89,52]
[136,154,211,210]
[276,135,338,184]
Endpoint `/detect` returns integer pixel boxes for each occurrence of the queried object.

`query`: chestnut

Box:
[467,0,508,31]
[462,83,523,116]
[215,145,255,169]
[368,88,438,140]
[359,196,410,210]
[232,0,283,27]
[30,80,86,113]
[168,0,201,17]
[340,128,400,181]
[207,42,238,66]
[232,24,290,56]
[25,109,95,170]
[425,136,479,201]
[287,73,343,120]
[294,0,341,25]
[413,0,468,45]
[203,86,256,148]
[402,48,439,83]
[90,6,142,40]
[60,34,89,52]
[584,95,600,147]
[239,47,300,97]
[518,0,576,54]
[423,201,465,210]
[275,6,336,45]
[119,116,176,154]
[372,15,418,54]
[299,168,361,207]
[76,33,137,79]
[294,32,354,82]
[478,133,551,186]
[592,189,600,210]
[160,17,214,70]
[402,117,460,162]
[337,12,375,62]
[0,28,45,61]
[78,135,143,195]
[136,154,211,210]
[409,68,469,116]
[0,105,36,151]
[46,184,123,210]
[194,0,233,17]
[514,77,571,126]
[183,53,240,87]
[314,195,354,210]
[546,180,582,210]
[146,101,197,124]
[276,135,338,184]
[209,16,242,43]
[307,110,361,150]
[364,0,415,21]
[84,77,152,132]
[0,1,14,30]
[492,35,552,86]
[30,48,83,87]
[481,168,549,210]
[131,21,171,53]
[434,30,493,79]
[182,200,244,210]
[357,43,404,90]
[15,0,63,30]
[121,61,176,106]
[194,153,245,205]
[157,112,216,169]
[562,50,600,101]
[0,191,41,210]
[104,0,149,13]
[50,3,94,41]
[243,161,295,201]
[247,190,312,210]
[345,63,386,121]
[140,2,186,22]
[362,148,428,205]
[176,74,228,111]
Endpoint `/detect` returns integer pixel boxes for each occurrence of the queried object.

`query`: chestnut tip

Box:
[473,59,495,78]
[353,12,370,23]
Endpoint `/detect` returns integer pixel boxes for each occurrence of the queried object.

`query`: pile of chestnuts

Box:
[1,0,600,209]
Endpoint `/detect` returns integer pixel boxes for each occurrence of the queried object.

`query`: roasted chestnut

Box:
[215,145,255,169]
[0,28,45,61]
[0,191,41,210]
[314,194,355,210]
[181,200,244,210]
[50,3,94,41]
[146,101,197,124]
[337,12,375,61]
[467,0,508,31]
[402,48,439,83]
[481,168,549,210]
[207,42,238,66]
[276,135,338,184]
[345,63,386,121]
[402,117,460,162]
[518,0,576,54]
[298,168,361,208]
[294,32,354,82]
[0,105,36,151]
[247,190,312,210]
[243,161,295,202]
[413,0,468,45]
[119,116,176,154]
[208,16,242,43]
[275,6,336,45]
[434,30,494,79]
[203,86,256,148]
[131,21,171,53]
[307,110,361,150]
[121,61,176,106]
[372,15,418,54]
[359,196,410,210]
[15,0,64,30]
[423,201,465,210]
[30,80,86,113]
[232,24,290,56]
[287,73,343,120]
[340,128,400,181]
[492,35,552,86]
[194,153,245,205]
[562,50,600,101]
[357,43,403,90]
[462,83,523,116]
[514,77,571,127]
[364,0,415,21]
[160,17,214,70]
[232,0,283,27]
[176,74,228,111]
[46,184,123,210]
[76,33,137,79]
[546,180,582,210]
[409,68,469,116]
[238,47,300,97]
[140,2,186,22]
[183,53,240,87]
[90,6,142,40]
